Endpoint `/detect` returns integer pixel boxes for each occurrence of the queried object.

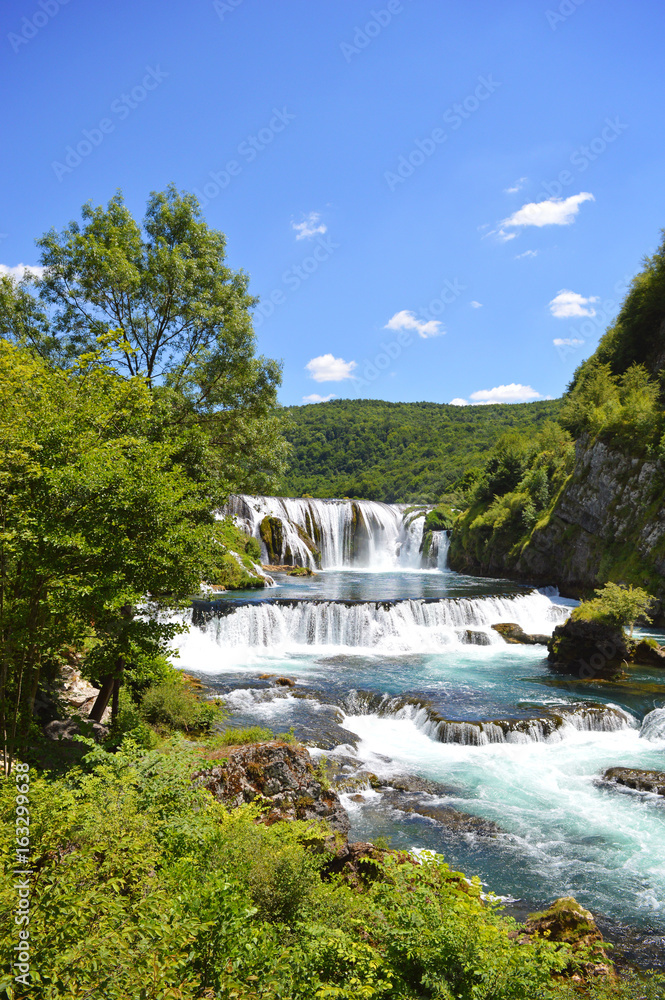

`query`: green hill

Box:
[280,397,562,503]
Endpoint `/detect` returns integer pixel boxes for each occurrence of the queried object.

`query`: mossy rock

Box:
[287,565,314,577]
[260,515,284,564]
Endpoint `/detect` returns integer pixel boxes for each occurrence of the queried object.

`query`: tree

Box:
[573,582,654,636]
[0,338,226,772]
[34,185,288,493]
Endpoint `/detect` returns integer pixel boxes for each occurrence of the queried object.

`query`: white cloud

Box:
[505,176,527,194]
[305,354,357,382]
[302,393,336,403]
[0,263,45,281]
[515,249,538,259]
[502,192,594,230]
[470,383,543,404]
[449,397,468,406]
[384,309,444,339]
[470,300,483,309]
[553,338,584,347]
[292,211,327,240]
[549,289,598,318]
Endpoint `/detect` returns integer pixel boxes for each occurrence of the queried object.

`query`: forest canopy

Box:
[280,397,561,503]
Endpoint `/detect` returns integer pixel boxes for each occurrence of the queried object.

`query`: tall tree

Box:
[0,338,226,772]
[35,185,288,492]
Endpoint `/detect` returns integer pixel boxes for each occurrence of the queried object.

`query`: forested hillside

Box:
[450,230,665,601]
[280,398,561,503]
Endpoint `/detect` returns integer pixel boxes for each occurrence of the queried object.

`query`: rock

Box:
[194,741,350,835]
[322,840,414,887]
[631,640,665,667]
[601,766,665,796]
[286,566,314,577]
[274,676,296,687]
[44,717,109,743]
[547,617,629,679]
[464,629,493,645]
[492,623,550,645]
[523,896,612,977]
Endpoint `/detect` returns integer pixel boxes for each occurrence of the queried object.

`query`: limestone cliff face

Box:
[517,437,665,596]
[450,436,665,604]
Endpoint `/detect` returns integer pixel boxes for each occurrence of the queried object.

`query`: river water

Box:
[171,497,665,945]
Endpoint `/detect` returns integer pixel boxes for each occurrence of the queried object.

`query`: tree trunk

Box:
[111,661,124,724]
[88,673,114,723]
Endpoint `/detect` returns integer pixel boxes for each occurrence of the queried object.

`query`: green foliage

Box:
[424,505,455,531]
[210,516,269,589]
[0,337,229,770]
[561,360,663,451]
[280,397,562,503]
[583,228,665,379]
[572,582,654,635]
[1,743,662,999]
[139,674,226,733]
[33,185,288,495]
[451,423,574,574]
[205,724,277,747]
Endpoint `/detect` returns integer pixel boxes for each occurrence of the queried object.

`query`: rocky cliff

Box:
[450,435,665,606]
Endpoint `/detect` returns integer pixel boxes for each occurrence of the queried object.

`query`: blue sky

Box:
[1,0,664,407]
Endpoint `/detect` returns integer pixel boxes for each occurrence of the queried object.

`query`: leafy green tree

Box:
[34,185,289,492]
[0,338,226,772]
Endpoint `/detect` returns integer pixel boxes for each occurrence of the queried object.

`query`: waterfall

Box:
[639,707,665,741]
[340,691,634,745]
[192,590,570,654]
[223,494,437,570]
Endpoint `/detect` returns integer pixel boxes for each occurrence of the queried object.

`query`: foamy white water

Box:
[223,494,439,570]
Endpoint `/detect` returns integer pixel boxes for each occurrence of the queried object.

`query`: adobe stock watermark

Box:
[193,108,295,208]
[352,277,466,392]
[537,117,628,203]
[546,0,586,30]
[252,234,340,329]
[7,0,72,54]
[51,65,168,181]
[212,0,244,21]
[554,275,630,363]
[340,0,412,62]
[384,76,500,191]
[13,762,32,988]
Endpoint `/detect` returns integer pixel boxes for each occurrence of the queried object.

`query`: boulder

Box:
[492,623,550,645]
[44,717,109,743]
[602,767,665,796]
[631,640,665,667]
[547,617,629,679]
[523,896,612,977]
[194,740,350,835]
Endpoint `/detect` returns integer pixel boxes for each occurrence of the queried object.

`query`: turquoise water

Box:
[174,567,665,933]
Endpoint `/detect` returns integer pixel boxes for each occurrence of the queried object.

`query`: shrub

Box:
[572,582,654,636]
[140,676,226,733]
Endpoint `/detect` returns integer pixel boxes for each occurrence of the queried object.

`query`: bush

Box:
[140,676,226,733]
[572,582,654,636]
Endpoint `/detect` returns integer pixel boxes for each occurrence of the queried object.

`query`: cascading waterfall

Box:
[639,707,665,741]
[222,494,438,570]
[339,691,635,745]
[192,590,570,653]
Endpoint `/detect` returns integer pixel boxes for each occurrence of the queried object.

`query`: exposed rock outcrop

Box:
[44,717,109,742]
[523,896,612,977]
[601,766,665,796]
[450,436,665,612]
[516,438,665,604]
[547,617,630,679]
[492,622,550,645]
[194,740,350,835]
